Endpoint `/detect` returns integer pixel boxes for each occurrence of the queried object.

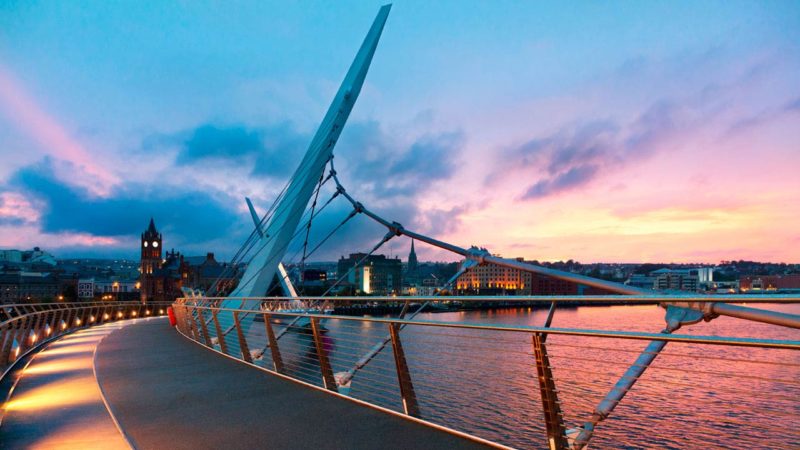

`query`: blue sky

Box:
[1,1,798,262]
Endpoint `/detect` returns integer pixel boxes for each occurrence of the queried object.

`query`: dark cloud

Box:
[495,100,685,200]
[170,123,309,178]
[165,120,463,193]
[523,164,599,199]
[335,121,464,198]
[10,158,240,244]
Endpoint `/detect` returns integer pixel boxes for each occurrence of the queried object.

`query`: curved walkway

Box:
[2,317,490,449]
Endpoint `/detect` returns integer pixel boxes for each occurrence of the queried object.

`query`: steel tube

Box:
[711,302,800,329]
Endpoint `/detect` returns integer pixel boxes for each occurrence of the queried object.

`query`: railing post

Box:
[28,313,45,347]
[233,312,252,363]
[310,317,338,392]
[197,310,212,347]
[183,307,194,337]
[388,322,420,417]
[49,309,63,336]
[188,309,201,341]
[12,316,30,358]
[211,309,228,354]
[63,309,75,333]
[263,313,284,373]
[17,316,34,354]
[532,332,568,450]
[0,321,18,363]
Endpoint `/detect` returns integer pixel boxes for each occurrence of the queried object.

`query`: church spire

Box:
[147,217,158,234]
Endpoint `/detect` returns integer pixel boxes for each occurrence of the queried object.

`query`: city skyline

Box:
[1,1,799,263]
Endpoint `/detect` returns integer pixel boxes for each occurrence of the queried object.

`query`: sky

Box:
[0,1,798,263]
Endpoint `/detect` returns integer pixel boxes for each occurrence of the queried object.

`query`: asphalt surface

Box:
[94,318,491,450]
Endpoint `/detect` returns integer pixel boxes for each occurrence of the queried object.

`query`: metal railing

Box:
[173,295,800,449]
[0,301,172,374]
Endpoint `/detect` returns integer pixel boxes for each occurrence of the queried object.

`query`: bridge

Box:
[2,4,799,449]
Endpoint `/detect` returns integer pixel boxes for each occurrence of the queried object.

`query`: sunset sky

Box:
[0,1,798,263]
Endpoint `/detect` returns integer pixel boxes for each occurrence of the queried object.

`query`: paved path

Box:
[0,321,138,449]
[94,318,490,450]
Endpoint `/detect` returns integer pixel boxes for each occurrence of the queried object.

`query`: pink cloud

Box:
[0,65,116,196]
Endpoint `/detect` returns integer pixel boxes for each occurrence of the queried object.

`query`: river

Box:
[254,303,800,449]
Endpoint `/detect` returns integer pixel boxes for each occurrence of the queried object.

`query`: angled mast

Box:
[228,4,392,299]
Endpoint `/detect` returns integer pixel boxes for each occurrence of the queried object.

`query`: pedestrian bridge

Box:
[1,298,799,449]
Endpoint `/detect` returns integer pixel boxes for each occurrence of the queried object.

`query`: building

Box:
[0,271,59,303]
[740,274,800,292]
[179,252,237,294]
[455,257,617,296]
[78,279,95,299]
[649,268,713,292]
[625,274,656,290]
[138,219,238,302]
[337,253,402,295]
[456,258,533,294]
[139,218,163,303]
[0,247,57,267]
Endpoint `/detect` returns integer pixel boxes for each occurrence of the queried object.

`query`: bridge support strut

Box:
[388,322,420,417]
[532,332,568,450]
[311,317,338,392]
[262,313,284,373]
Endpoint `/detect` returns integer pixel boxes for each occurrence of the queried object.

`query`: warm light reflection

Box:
[23,357,88,375]
[37,343,96,357]
[103,313,110,320]
[5,376,99,412]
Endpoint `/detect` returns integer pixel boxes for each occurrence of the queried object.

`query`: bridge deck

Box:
[93,318,490,449]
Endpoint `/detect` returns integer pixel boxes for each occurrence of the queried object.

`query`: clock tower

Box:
[140,218,162,303]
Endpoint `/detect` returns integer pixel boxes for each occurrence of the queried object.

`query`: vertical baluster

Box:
[188,308,201,341]
[198,309,212,347]
[233,311,252,363]
[310,317,337,392]
[0,321,17,364]
[263,312,284,373]
[212,309,228,354]
[388,322,420,417]
[12,316,30,358]
[532,332,568,450]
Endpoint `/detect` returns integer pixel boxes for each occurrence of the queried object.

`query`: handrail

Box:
[182,305,800,349]
[177,294,800,304]
[0,302,171,328]
[173,300,800,449]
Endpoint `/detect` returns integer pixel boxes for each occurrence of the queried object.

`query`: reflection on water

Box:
[246,304,800,449]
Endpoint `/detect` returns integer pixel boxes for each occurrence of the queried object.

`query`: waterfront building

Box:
[455,257,617,295]
[337,253,402,295]
[456,258,533,294]
[740,274,800,292]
